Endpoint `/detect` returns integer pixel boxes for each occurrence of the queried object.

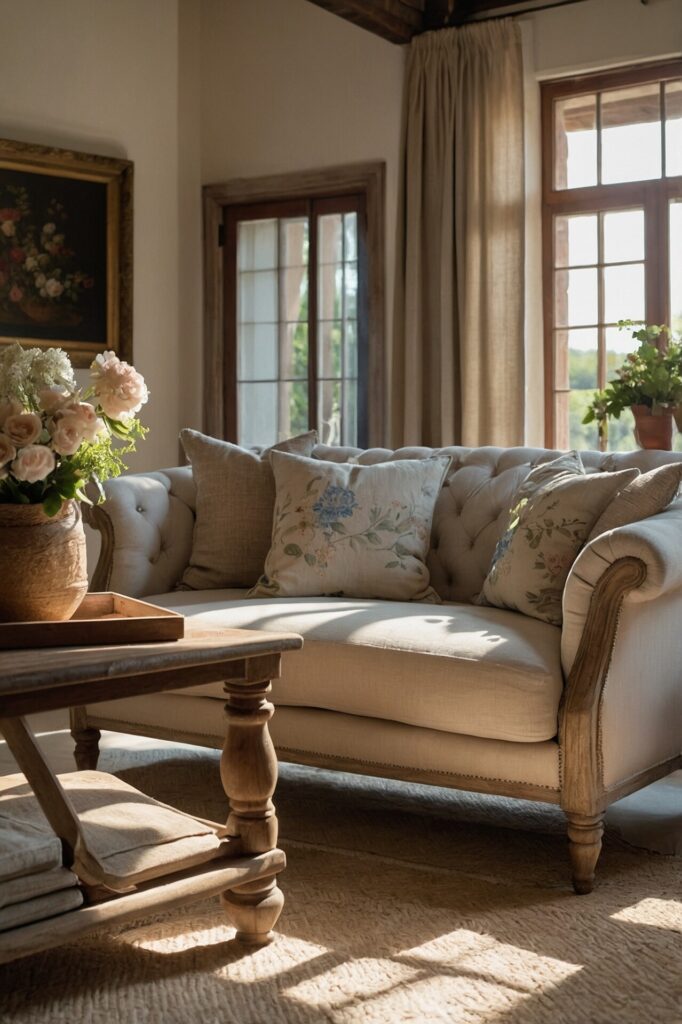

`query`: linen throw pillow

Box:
[587,462,682,541]
[248,451,451,602]
[478,452,639,626]
[180,429,317,590]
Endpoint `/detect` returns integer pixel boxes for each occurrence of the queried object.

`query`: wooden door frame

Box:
[203,162,386,445]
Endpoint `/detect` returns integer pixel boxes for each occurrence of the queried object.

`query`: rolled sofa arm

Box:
[561,498,682,677]
[84,467,196,598]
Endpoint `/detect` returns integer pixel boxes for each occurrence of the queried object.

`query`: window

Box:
[542,61,682,451]
[203,165,384,450]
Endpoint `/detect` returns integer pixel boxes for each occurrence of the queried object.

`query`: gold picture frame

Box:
[0,137,133,367]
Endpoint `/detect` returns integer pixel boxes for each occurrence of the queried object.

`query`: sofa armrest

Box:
[561,499,682,676]
[84,467,196,598]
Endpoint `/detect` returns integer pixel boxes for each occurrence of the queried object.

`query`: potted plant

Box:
[583,321,682,451]
[0,342,148,621]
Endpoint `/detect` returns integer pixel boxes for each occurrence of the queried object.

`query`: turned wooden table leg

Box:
[567,813,604,894]
[220,654,283,945]
[70,707,101,770]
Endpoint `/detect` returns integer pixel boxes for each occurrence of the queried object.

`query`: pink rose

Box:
[90,350,148,419]
[9,285,23,303]
[0,399,23,428]
[12,445,56,483]
[61,401,103,443]
[38,386,71,414]
[0,433,16,468]
[4,412,42,447]
[50,412,85,456]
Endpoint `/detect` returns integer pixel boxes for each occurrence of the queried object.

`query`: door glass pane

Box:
[603,263,645,323]
[239,270,277,323]
[279,381,309,438]
[671,201,682,336]
[237,219,277,271]
[555,214,597,267]
[601,83,662,183]
[318,380,342,445]
[238,382,277,449]
[665,81,682,177]
[318,214,343,264]
[280,267,307,322]
[603,209,644,263]
[563,328,599,451]
[280,323,308,380]
[555,268,598,327]
[554,94,597,189]
[319,321,342,378]
[318,263,343,320]
[280,218,308,268]
[238,323,277,381]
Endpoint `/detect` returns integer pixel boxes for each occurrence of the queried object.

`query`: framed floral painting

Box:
[0,138,132,367]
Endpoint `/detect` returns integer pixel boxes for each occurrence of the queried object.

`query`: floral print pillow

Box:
[478,453,639,626]
[248,452,451,603]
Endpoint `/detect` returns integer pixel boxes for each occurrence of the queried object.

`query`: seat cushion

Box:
[148,590,563,743]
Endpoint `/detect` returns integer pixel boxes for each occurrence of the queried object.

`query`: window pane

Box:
[605,324,636,380]
[238,323,277,381]
[238,382,277,449]
[565,328,598,390]
[237,219,277,271]
[239,270,277,323]
[280,267,307,322]
[280,323,308,380]
[318,380,342,445]
[607,408,638,452]
[603,209,644,263]
[555,267,598,327]
[554,94,597,189]
[601,83,662,183]
[671,201,682,336]
[318,263,343,320]
[319,214,343,264]
[343,380,358,447]
[344,213,358,262]
[279,381,309,438]
[603,263,645,323]
[569,391,598,451]
[319,321,342,378]
[280,217,308,268]
[665,81,682,177]
[555,214,598,267]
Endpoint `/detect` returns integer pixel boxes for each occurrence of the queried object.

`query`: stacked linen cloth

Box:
[0,780,82,933]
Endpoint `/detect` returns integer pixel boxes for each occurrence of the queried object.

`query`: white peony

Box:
[45,278,64,298]
[90,350,149,419]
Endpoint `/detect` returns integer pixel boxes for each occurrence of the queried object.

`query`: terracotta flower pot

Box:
[631,404,674,451]
[0,500,88,622]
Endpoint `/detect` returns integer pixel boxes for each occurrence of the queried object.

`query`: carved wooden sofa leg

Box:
[70,707,101,770]
[567,813,604,895]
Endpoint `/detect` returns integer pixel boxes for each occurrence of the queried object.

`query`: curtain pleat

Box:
[390,20,525,448]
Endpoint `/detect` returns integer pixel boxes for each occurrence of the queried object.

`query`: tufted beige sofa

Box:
[76,444,682,893]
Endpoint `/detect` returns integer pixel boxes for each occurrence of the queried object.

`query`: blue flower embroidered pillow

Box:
[249,451,451,602]
[478,452,639,626]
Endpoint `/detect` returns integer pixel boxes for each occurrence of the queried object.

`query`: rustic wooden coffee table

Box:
[0,623,302,964]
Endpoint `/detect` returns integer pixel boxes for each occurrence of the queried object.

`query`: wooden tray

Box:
[0,593,184,649]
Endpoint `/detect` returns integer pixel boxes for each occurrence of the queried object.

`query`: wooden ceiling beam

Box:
[307,0,425,44]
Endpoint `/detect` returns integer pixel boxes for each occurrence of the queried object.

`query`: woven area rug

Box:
[1,739,680,1024]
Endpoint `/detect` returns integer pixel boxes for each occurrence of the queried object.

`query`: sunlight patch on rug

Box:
[610,897,682,932]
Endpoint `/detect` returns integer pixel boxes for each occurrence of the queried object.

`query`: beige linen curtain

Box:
[390,20,525,448]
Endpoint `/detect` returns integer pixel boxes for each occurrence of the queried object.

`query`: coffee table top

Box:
[0,622,302,716]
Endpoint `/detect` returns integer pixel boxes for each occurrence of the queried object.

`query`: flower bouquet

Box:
[0,342,148,515]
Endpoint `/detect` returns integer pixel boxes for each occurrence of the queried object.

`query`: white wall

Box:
[521,0,682,444]
[0,0,188,472]
[200,0,405,432]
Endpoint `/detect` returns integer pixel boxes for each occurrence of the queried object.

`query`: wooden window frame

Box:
[541,59,682,447]
[203,163,385,446]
